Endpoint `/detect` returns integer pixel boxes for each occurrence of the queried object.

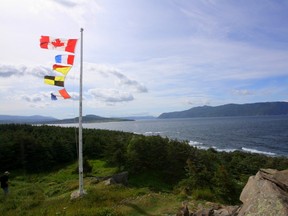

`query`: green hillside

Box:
[0,124,287,215]
[0,160,190,216]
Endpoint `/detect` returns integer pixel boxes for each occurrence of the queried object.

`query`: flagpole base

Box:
[70,190,87,200]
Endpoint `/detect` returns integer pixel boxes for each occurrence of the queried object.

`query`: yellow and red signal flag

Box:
[53,64,72,76]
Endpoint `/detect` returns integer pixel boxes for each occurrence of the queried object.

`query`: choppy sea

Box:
[64,115,288,157]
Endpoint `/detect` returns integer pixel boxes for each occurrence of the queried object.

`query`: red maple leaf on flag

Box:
[52,39,65,47]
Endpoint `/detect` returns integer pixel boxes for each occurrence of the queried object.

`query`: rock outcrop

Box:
[176,202,190,216]
[238,168,288,216]
[189,204,240,216]
[104,171,129,186]
[182,168,288,216]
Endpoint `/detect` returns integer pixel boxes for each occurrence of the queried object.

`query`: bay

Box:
[63,115,288,157]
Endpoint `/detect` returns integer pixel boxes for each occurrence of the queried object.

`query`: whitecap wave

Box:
[241,147,276,156]
[189,141,209,150]
[144,131,162,136]
[212,146,237,153]
[189,141,203,146]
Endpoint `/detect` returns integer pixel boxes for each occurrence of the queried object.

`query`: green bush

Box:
[192,188,215,202]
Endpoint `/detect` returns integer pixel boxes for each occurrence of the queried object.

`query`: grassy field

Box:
[0,160,210,216]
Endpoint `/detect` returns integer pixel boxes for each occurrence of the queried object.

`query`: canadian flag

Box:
[40,36,78,53]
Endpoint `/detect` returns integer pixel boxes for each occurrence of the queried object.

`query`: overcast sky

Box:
[1,0,288,119]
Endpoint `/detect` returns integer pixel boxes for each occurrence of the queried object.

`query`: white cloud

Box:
[0,64,52,78]
[233,89,254,96]
[21,94,45,103]
[84,63,147,92]
[88,88,134,104]
[0,65,26,77]
[51,0,79,8]
[109,70,148,93]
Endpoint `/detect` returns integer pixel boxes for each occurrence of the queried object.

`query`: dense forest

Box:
[0,124,287,204]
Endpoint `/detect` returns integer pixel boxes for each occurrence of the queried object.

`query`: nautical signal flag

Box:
[55,55,75,65]
[58,88,71,99]
[44,76,65,87]
[50,89,71,100]
[40,35,77,100]
[53,64,72,75]
[51,93,57,100]
[40,36,78,53]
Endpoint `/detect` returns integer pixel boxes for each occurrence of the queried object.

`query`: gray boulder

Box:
[190,205,239,216]
[176,202,190,216]
[104,171,128,186]
[238,169,288,216]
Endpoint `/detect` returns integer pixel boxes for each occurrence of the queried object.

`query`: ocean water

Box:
[69,115,288,157]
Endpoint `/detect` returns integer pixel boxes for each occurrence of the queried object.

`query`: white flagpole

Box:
[78,28,84,196]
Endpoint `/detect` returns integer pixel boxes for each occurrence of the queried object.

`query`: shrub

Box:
[192,188,216,202]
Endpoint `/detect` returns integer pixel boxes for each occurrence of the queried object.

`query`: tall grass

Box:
[0,160,188,216]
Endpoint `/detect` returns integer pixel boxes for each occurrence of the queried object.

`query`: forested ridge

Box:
[159,101,288,118]
[1,124,288,204]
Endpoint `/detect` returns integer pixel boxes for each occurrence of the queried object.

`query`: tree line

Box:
[0,124,287,204]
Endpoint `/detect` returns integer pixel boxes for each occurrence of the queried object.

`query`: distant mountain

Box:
[0,114,132,124]
[49,114,133,124]
[158,102,288,119]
